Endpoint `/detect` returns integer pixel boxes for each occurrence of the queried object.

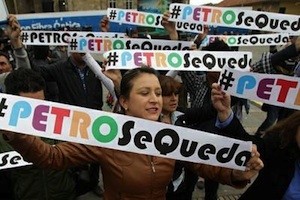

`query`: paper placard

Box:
[0,93,252,170]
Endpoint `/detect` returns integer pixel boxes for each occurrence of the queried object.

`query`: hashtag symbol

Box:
[106,52,119,66]
[219,69,235,90]
[109,9,117,20]
[170,5,182,19]
[21,32,29,43]
[69,38,78,51]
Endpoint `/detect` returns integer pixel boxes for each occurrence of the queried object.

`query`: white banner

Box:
[107,8,203,34]
[21,31,126,46]
[0,151,32,170]
[218,68,300,110]
[68,37,193,53]
[169,3,300,35]
[103,50,252,71]
[202,33,290,47]
[0,0,8,24]
[0,93,252,170]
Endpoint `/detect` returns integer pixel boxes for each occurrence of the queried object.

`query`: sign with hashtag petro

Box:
[21,31,126,46]
[67,36,193,53]
[168,3,300,35]
[103,50,252,71]
[107,8,204,34]
[0,93,253,170]
[219,67,300,110]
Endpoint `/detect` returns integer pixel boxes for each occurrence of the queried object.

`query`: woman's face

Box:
[296,126,300,149]
[121,73,162,121]
[162,93,179,114]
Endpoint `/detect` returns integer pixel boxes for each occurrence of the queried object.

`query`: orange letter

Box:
[155,53,167,68]
[70,111,91,139]
[212,9,222,23]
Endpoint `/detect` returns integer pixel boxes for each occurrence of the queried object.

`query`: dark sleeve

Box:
[178,104,217,125]
[218,116,264,152]
[31,58,64,82]
[271,44,298,67]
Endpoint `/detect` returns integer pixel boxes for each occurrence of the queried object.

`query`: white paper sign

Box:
[0,93,252,170]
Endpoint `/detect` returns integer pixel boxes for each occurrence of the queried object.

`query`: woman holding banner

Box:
[2,67,263,200]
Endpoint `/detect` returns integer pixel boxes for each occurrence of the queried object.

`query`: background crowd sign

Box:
[22,30,126,46]
[0,151,32,170]
[107,8,203,34]
[104,49,252,71]
[202,33,290,47]
[0,0,8,24]
[0,93,252,170]
[218,67,300,111]
[68,36,193,53]
[0,10,136,32]
[169,3,300,35]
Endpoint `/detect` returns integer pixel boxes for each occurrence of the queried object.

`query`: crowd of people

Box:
[0,6,298,200]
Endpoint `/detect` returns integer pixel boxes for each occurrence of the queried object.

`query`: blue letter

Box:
[121,52,132,66]
[182,7,192,20]
[236,75,256,94]
[9,101,31,126]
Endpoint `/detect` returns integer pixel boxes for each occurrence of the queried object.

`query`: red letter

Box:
[51,107,70,134]
[276,79,298,103]
[202,8,212,22]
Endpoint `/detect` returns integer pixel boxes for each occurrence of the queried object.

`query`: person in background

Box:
[0,15,31,93]
[211,83,300,200]
[30,45,59,102]
[253,36,300,137]
[2,67,263,200]
[1,68,76,200]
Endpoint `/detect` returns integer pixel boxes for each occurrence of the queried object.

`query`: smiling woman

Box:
[2,67,264,200]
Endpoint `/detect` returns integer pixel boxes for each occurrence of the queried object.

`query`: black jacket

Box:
[222,117,297,200]
[32,57,103,110]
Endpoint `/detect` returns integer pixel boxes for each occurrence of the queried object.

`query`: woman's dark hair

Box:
[120,67,159,99]
[265,111,300,150]
[158,75,182,96]
[5,68,46,95]
[202,39,231,51]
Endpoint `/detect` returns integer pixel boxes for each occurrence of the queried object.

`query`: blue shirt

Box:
[283,160,300,200]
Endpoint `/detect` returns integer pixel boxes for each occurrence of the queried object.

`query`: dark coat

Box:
[32,57,103,110]
[222,117,297,200]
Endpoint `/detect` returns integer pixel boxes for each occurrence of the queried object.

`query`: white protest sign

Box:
[0,151,32,170]
[0,93,252,170]
[202,33,290,47]
[218,68,300,110]
[107,8,203,34]
[103,50,252,71]
[0,0,8,24]
[21,31,126,46]
[169,3,300,35]
[68,37,193,53]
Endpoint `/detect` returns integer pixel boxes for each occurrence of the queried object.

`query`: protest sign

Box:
[0,0,8,25]
[0,151,32,170]
[104,50,252,71]
[218,68,300,110]
[0,93,252,170]
[169,3,300,35]
[107,8,203,33]
[202,33,290,47]
[21,30,125,46]
[68,37,193,53]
